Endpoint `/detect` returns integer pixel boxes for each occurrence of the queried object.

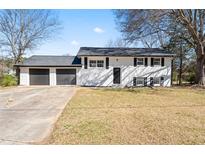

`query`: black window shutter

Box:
[144,77,147,86]
[161,58,164,66]
[134,58,137,67]
[145,58,148,67]
[133,77,136,86]
[151,58,154,67]
[160,77,164,86]
[106,57,109,69]
[84,57,87,69]
[150,77,153,86]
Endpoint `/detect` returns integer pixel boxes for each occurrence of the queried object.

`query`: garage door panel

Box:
[56,69,76,85]
[29,69,49,85]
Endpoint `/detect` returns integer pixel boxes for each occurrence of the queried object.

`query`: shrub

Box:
[0,74,17,87]
[172,71,178,81]
[186,73,196,84]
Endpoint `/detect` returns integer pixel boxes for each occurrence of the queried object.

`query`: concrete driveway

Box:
[0,86,76,144]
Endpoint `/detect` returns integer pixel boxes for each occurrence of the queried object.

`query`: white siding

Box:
[77,56,172,87]
[20,67,29,86]
[49,68,56,86]
[19,57,173,87]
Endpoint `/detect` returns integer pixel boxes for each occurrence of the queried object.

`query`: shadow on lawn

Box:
[88,86,174,95]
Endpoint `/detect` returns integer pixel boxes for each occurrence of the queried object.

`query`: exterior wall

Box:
[49,68,56,86]
[20,67,29,86]
[77,56,173,87]
[19,56,173,87]
[19,67,80,86]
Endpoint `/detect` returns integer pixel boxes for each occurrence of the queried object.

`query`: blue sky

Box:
[29,9,121,56]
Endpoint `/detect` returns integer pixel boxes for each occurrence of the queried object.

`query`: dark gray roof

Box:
[15,55,81,67]
[77,47,175,57]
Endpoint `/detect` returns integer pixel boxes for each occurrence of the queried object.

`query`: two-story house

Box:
[15,47,175,87]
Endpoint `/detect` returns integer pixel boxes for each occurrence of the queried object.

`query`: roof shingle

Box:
[15,55,81,67]
[77,47,175,57]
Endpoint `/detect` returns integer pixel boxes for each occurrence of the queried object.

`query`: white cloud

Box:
[93,27,104,33]
[71,40,79,45]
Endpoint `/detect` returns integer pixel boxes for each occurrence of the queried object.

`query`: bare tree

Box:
[171,10,205,85]
[140,33,166,48]
[115,9,205,85]
[0,10,60,64]
[105,38,130,47]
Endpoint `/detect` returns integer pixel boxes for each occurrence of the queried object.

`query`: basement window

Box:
[136,78,144,86]
[153,77,160,85]
[133,77,144,86]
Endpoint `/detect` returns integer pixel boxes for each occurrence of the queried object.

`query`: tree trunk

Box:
[196,53,205,85]
[179,47,183,85]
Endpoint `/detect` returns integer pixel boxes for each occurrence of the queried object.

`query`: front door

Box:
[113,68,121,84]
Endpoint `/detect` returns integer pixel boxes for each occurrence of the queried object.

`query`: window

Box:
[137,58,144,65]
[89,60,96,67]
[134,77,144,86]
[153,58,161,66]
[89,60,104,67]
[137,79,144,85]
[97,60,104,67]
[153,77,160,85]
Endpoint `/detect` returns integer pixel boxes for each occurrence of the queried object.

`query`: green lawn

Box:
[46,87,205,144]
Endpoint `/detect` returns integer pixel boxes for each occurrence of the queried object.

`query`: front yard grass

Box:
[46,87,205,144]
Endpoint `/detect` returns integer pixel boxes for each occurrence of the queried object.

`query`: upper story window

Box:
[89,60,97,67]
[97,60,104,67]
[137,58,144,65]
[153,58,161,66]
[89,60,104,67]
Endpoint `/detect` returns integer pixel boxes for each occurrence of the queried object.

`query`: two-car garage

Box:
[16,55,81,86]
[29,68,76,85]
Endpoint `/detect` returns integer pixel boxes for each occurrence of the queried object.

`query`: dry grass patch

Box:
[46,87,205,144]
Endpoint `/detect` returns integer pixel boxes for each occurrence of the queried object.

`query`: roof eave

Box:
[77,54,176,57]
[14,64,82,67]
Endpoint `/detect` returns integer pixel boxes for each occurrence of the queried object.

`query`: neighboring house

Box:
[15,47,175,87]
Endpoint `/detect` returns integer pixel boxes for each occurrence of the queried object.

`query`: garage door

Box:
[29,69,49,85]
[56,69,76,85]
